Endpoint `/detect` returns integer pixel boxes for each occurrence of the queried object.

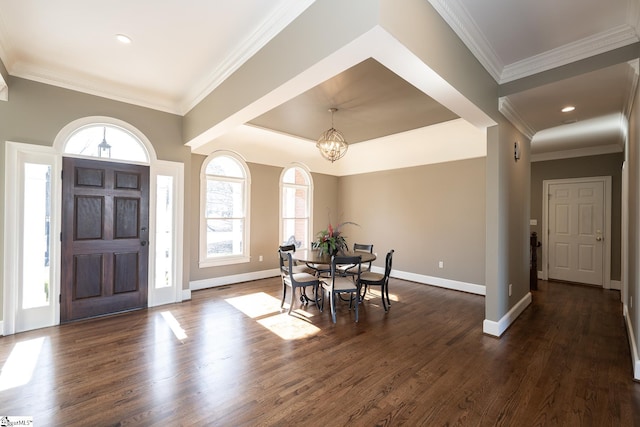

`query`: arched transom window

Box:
[64,124,149,163]
[280,165,312,249]
[200,151,251,267]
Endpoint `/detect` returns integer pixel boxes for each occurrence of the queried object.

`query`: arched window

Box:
[280,165,312,249]
[200,151,251,267]
[64,124,149,163]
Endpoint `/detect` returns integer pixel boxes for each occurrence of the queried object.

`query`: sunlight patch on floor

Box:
[363,288,399,302]
[161,311,188,341]
[225,292,320,340]
[258,313,321,340]
[225,292,283,318]
[0,337,44,391]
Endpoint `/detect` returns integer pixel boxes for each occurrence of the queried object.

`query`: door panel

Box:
[61,157,149,322]
[548,180,604,286]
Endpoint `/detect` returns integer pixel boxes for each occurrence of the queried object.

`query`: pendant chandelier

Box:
[316,108,348,163]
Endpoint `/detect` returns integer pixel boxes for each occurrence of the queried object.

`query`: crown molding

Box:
[427,0,502,82]
[10,61,179,114]
[498,97,535,139]
[623,59,639,118]
[0,74,7,101]
[500,25,639,83]
[531,144,623,162]
[179,0,315,114]
[629,0,640,32]
[0,0,315,115]
[0,9,14,70]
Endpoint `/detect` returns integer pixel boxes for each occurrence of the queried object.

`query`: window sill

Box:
[199,256,250,268]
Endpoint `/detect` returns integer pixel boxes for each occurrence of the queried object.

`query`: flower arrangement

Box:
[313,221,359,256]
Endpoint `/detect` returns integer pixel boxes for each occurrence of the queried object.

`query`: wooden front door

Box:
[61,157,149,322]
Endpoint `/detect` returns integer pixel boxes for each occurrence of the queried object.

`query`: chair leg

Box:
[288,286,295,314]
[381,285,388,312]
[330,291,337,323]
[354,290,359,322]
[281,284,287,309]
[385,282,391,307]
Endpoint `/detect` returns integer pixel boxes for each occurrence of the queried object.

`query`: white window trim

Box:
[199,150,251,268]
[279,163,313,250]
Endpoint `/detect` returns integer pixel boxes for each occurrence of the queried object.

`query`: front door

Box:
[548,179,605,286]
[61,157,149,322]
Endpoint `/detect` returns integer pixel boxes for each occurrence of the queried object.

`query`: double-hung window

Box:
[280,165,312,249]
[200,152,250,267]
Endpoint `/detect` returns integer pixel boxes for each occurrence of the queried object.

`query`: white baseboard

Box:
[623,304,640,380]
[0,320,3,336]
[610,280,621,291]
[190,268,280,291]
[383,268,485,295]
[483,292,532,337]
[182,289,192,301]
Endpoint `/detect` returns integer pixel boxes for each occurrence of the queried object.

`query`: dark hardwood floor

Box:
[1,277,639,426]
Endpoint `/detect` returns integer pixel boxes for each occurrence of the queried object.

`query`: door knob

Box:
[141,240,147,246]
[596,236,603,241]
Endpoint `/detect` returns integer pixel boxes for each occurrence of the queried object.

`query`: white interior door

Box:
[547,179,606,286]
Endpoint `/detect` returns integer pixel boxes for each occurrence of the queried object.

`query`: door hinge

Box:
[59,294,61,303]
[61,170,63,180]
[60,232,62,242]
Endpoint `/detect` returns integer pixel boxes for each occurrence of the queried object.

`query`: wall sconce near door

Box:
[514,141,520,161]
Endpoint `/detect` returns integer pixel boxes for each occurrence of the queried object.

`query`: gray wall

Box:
[338,158,486,285]
[530,153,624,281]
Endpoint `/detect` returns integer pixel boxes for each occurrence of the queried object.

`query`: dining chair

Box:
[352,243,374,272]
[359,249,394,311]
[320,255,362,323]
[279,249,321,314]
[278,244,315,275]
[337,242,373,276]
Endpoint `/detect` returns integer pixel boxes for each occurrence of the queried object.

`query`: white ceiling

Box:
[0,0,639,161]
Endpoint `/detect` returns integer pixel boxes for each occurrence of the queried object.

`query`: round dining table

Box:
[292,249,376,266]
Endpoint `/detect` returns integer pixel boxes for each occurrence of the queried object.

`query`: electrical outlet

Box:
[258,255,263,262]
[509,283,512,297]
[438,261,444,268]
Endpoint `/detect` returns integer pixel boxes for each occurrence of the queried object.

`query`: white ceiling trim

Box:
[427,0,503,82]
[187,26,497,154]
[628,0,640,30]
[205,119,486,177]
[179,0,315,115]
[498,97,535,140]
[0,9,14,70]
[624,59,640,118]
[9,61,180,114]
[531,144,623,162]
[429,0,640,85]
[0,73,7,101]
[501,25,639,83]
[0,0,316,115]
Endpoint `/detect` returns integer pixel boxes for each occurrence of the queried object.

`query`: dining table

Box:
[291,249,376,267]
[291,249,377,304]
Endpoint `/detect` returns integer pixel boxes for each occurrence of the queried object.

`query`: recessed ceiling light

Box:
[115,34,132,44]
[561,106,575,113]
